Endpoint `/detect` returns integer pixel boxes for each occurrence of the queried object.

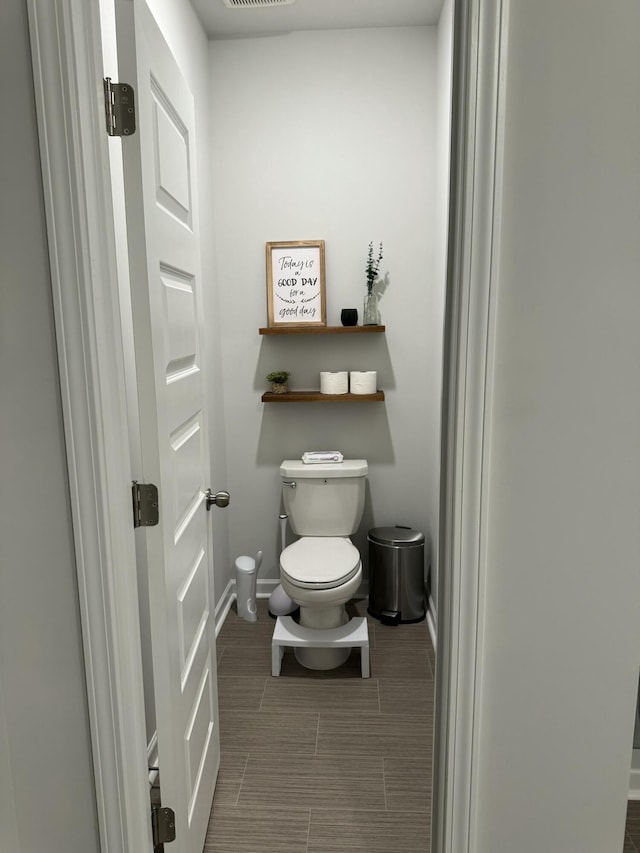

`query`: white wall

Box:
[210,27,439,587]
[0,1,100,849]
[430,0,454,625]
[472,1,640,849]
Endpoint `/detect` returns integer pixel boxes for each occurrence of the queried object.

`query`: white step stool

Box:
[271,615,370,678]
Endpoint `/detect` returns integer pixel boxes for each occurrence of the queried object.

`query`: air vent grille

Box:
[221,0,296,8]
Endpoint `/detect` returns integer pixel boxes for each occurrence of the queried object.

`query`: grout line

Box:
[235,753,250,806]
[258,677,268,712]
[217,646,226,668]
[305,808,312,853]
[382,755,388,812]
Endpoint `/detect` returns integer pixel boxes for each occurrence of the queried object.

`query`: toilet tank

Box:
[280,459,368,536]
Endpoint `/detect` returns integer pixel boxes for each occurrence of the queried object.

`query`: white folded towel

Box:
[302,451,344,464]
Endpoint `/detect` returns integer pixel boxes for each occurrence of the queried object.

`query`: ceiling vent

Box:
[221,0,297,7]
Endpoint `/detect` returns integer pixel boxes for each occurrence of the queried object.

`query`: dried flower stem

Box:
[366,242,384,294]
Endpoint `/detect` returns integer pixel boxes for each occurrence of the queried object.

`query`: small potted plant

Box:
[266,370,290,394]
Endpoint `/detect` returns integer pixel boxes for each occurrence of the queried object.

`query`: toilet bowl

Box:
[279,459,368,670]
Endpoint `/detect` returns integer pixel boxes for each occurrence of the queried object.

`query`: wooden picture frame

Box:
[266,240,326,327]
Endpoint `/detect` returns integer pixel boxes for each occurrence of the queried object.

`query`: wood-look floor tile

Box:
[238,754,385,811]
[384,757,431,813]
[217,644,273,677]
[627,800,640,851]
[279,648,366,679]
[374,620,430,650]
[262,676,380,714]
[317,712,432,759]
[217,613,276,647]
[219,710,318,755]
[204,805,310,853]
[307,808,430,852]
[345,600,379,647]
[624,833,638,853]
[378,678,434,716]
[207,601,436,851]
[370,647,431,680]
[627,799,640,827]
[226,598,273,623]
[211,752,248,806]
[217,676,267,711]
[346,598,376,622]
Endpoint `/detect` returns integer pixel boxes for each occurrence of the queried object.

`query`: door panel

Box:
[116,3,219,851]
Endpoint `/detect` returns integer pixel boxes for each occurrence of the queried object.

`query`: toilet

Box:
[279,458,367,670]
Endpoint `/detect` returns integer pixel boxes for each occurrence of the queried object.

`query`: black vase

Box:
[340,308,358,327]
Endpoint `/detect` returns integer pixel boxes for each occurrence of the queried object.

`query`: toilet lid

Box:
[280,537,361,590]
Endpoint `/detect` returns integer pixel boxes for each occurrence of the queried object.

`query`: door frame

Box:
[432,0,508,850]
[27,0,508,851]
[28,1,153,850]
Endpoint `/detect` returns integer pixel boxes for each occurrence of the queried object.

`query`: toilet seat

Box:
[280,537,361,590]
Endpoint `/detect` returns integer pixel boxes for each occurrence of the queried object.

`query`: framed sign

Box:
[266,240,326,327]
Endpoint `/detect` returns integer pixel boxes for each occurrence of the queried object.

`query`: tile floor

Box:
[205,597,433,853]
[626,801,640,851]
[205,596,639,852]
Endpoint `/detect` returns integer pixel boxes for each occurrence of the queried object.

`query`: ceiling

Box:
[191,0,445,39]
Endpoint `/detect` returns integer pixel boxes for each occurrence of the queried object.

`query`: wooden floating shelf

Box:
[259,325,385,336]
[262,390,385,403]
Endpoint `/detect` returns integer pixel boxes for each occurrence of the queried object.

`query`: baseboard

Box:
[427,594,437,653]
[257,578,280,598]
[215,577,283,636]
[214,579,235,637]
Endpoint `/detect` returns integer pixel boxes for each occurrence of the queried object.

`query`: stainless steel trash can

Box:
[367,526,425,625]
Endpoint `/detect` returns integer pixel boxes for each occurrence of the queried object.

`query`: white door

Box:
[115,4,220,851]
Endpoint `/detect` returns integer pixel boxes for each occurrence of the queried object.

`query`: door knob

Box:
[205,488,230,510]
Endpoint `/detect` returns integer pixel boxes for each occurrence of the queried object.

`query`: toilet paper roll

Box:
[349,371,377,395]
[320,371,349,394]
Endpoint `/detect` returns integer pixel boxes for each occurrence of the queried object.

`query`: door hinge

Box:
[151,805,176,847]
[132,481,159,528]
[103,77,136,137]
